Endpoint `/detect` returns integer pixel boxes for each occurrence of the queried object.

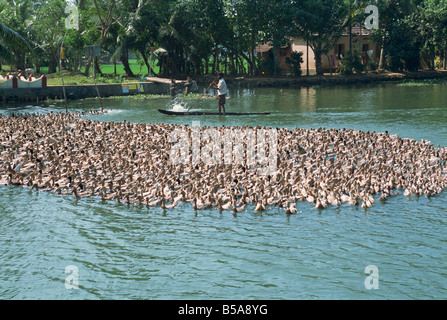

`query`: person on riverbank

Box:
[17,70,25,80]
[212,72,228,115]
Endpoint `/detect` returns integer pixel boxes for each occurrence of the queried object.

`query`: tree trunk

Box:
[250,31,256,75]
[15,52,26,72]
[229,54,236,74]
[224,52,227,74]
[240,56,246,74]
[212,48,218,74]
[235,57,239,74]
[378,47,384,71]
[191,56,200,75]
[306,40,309,76]
[315,52,323,76]
[120,47,134,77]
[84,57,92,76]
[327,55,332,76]
[139,49,157,76]
[94,57,103,77]
[431,46,435,70]
[48,48,58,74]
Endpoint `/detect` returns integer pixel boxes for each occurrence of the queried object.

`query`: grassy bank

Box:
[3,60,447,88]
[44,70,139,86]
[2,59,156,86]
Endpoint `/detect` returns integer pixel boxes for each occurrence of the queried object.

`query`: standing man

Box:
[212,72,228,115]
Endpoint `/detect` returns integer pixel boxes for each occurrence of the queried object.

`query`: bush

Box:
[386,55,404,72]
[382,18,420,72]
[338,51,363,75]
[257,51,275,76]
[366,61,377,72]
[286,51,304,76]
[338,60,353,75]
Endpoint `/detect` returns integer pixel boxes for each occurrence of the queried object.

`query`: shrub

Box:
[386,55,404,72]
[338,51,363,75]
[366,61,377,72]
[286,51,304,76]
[257,51,275,76]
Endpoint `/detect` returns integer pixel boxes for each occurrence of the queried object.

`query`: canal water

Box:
[1,80,446,299]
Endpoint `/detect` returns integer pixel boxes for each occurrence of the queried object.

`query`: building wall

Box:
[292,38,316,75]
[292,35,380,74]
[259,46,293,75]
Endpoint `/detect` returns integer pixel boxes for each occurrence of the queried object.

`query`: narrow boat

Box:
[158,109,271,116]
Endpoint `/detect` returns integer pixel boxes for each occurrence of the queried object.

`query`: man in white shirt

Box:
[212,72,228,115]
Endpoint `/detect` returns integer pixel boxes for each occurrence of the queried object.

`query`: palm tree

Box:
[0,1,32,71]
[0,23,30,66]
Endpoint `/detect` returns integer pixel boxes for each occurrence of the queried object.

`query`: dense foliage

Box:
[0,0,446,76]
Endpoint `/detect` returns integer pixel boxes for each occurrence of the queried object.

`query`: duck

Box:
[255,197,266,212]
[220,198,232,211]
[72,187,81,199]
[192,198,205,210]
[0,112,446,212]
[315,199,325,209]
[285,202,297,215]
[161,197,176,209]
[232,197,246,213]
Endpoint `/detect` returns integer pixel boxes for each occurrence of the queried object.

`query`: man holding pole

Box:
[211,72,227,115]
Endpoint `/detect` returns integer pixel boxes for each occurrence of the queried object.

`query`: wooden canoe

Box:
[158,109,271,116]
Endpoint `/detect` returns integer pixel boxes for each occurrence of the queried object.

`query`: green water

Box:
[0,80,446,299]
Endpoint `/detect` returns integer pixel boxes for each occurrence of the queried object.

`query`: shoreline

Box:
[1,70,447,103]
[192,70,447,88]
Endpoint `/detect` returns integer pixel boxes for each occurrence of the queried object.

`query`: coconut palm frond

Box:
[0,42,14,62]
[110,44,122,62]
[0,22,32,52]
[0,0,6,13]
[159,24,181,42]
[110,35,126,62]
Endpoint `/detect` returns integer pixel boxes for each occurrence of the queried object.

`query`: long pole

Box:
[186,83,212,112]
[306,39,309,76]
[93,55,103,112]
[349,0,352,54]
[60,41,68,113]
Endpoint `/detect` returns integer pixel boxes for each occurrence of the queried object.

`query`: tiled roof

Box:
[345,23,372,36]
[254,43,291,53]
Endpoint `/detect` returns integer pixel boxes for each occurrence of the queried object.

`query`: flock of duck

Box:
[0,111,446,213]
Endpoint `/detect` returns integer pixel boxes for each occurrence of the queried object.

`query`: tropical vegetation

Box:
[0,0,446,77]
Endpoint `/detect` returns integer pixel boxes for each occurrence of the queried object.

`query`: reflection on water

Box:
[0,81,446,299]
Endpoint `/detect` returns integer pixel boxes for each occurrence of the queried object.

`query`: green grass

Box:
[2,59,159,86]
[44,70,135,86]
[0,65,13,72]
